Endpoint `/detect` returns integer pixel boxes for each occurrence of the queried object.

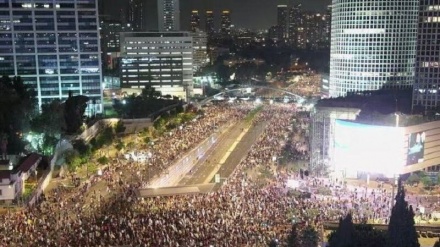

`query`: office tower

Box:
[158,0,180,31]
[413,1,440,111]
[127,0,147,31]
[192,31,208,71]
[268,26,283,42]
[190,10,200,32]
[0,0,103,112]
[120,32,193,100]
[221,10,231,36]
[304,12,329,50]
[205,10,215,35]
[277,5,288,40]
[329,0,418,97]
[288,4,305,48]
[100,20,134,70]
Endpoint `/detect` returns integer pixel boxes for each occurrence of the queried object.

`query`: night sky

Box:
[104,0,330,30]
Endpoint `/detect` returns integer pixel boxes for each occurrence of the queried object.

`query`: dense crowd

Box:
[0,102,434,246]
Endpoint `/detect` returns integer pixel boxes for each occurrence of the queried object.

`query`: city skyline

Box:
[105,0,331,30]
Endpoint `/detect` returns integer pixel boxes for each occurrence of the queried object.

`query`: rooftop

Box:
[316,88,438,127]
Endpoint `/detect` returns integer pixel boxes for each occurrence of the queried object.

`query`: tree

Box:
[287,224,299,247]
[0,76,37,153]
[114,120,126,134]
[387,178,420,247]
[72,139,91,157]
[421,176,433,188]
[64,94,89,134]
[300,225,319,247]
[406,173,420,186]
[31,99,64,155]
[328,214,355,247]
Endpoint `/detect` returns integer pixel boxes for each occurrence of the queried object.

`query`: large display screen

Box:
[407,132,425,165]
[333,120,406,177]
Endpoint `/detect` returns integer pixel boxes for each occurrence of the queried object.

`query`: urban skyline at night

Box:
[103,0,331,30]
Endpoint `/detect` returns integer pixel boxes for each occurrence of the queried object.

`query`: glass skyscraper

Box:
[329,0,419,97]
[0,0,102,111]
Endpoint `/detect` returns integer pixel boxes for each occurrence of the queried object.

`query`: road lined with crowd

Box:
[1,101,437,246]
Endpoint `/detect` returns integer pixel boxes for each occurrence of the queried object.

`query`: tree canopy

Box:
[0,76,37,154]
[387,179,420,247]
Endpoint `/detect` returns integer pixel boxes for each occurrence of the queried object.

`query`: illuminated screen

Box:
[333,120,406,177]
[407,132,425,165]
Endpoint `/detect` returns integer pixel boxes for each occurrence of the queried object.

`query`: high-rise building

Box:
[0,0,103,112]
[127,0,148,31]
[304,12,329,50]
[268,25,283,42]
[277,5,288,40]
[192,31,208,71]
[120,32,193,100]
[205,10,215,35]
[221,10,231,36]
[288,4,305,49]
[413,1,440,111]
[190,10,200,32]
[158,0,180,31]
[329,0,418,97]
[100,20,134,70]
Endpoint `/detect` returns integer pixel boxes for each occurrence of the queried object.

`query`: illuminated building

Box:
[127,0,147,31]
[413,1,440,111]
[100,20,134,70]
[0,0,103,112]
[158,0,180,31]
[329,0,418,97]
[120,32,193,100]
[221,10,231,36]
[277,5,288,40]
[205,10,214,35]
[192,31,208,71]
[288,4,304,48]
[190,10,200,32]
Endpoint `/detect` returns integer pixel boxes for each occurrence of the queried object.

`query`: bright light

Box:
[332,120,406,177]
[255,98,262,104]
[122,100,127,105]
[287,180,300,189]
[269,99,274,105]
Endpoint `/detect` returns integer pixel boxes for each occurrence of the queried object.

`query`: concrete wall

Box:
[149,131,220,188]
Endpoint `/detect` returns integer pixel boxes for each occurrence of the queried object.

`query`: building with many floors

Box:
[329,0,418,98]
[119,32,193,100]
[0,0,103,112]
[190,10,200,32]
[158,0,180,31]
[205,10,214,35]
[413,1,440,112]
[192,31,208,72]
[221,10,231,36]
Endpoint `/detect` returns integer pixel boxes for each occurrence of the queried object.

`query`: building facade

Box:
[192,31,208,71]
[190,10,200,32]
[120,32,193,100]
[205,10,214,35]
[329,0,419,97]
[413,1,440,111]
[0,0,103,111]
[277,5,288,40]
[221,10,231,36]
[100,20,134,71]
[158,0,180,31]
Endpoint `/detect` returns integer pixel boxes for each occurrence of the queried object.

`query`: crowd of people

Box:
[0,102,435,246]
